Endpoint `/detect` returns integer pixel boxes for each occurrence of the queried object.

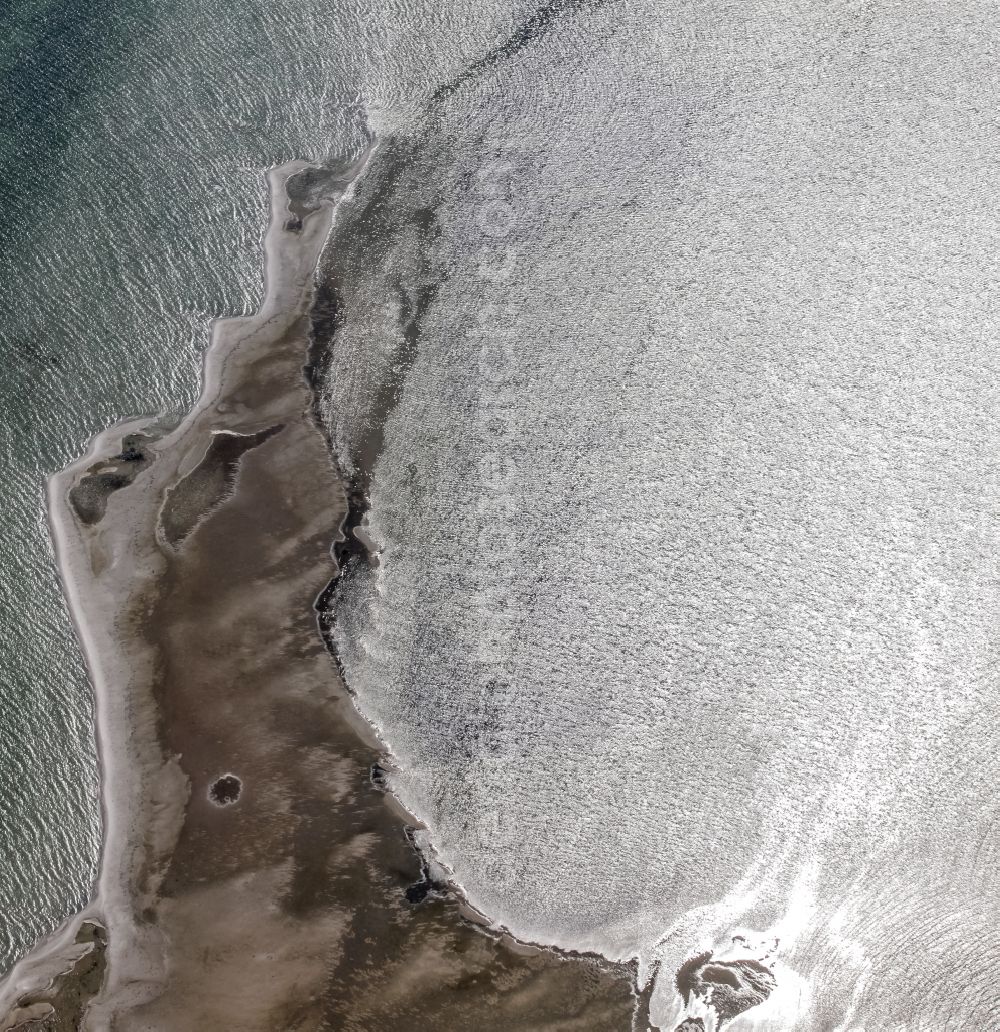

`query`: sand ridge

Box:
[0,153,636,1031]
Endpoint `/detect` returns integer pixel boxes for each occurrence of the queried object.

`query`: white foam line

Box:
[0,148,374,1025]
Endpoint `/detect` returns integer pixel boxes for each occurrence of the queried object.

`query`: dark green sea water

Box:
[0,0,512,972]
[0,0,348,971]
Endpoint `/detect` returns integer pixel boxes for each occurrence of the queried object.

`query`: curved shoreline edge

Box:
[0,156,349,1027]
[0,152,638,1031]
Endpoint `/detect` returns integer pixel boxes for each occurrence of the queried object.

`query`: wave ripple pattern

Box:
[321,2,999,1029]
[0,0,517,973]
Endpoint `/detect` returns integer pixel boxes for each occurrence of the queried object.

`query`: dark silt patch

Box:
[673,1018,706,1032]
[431,0,615,103]
[284,150,375,233]
[675,950,776,1028]
[307,136,440,509]
[404,876,441,904]
[306,135,443,662]
[68,432,154,525]
[369,761,388,789]
[208,775,242,806]
[6,921,108,1030]
[676,951,713,1001]
[286,154,373,221]
[403,828,446,905]
[158,424,281,548]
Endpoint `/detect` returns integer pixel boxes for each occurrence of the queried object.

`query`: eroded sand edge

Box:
[0,154,636,1032]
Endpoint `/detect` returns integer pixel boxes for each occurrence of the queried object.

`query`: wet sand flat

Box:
[0,157,635,1031]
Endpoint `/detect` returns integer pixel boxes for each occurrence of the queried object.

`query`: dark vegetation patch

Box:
[69,432,154,525]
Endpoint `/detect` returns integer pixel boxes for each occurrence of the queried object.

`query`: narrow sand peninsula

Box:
[0,154,635,1031]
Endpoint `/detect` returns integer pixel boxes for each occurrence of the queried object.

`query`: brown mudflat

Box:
[0,159,636,1032]
[137,311,633,1031]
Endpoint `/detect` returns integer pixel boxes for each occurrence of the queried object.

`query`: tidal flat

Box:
[0,156,635,1031]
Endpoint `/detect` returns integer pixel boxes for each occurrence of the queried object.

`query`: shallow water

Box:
[320,2,999,1028]
[0,0,517,973]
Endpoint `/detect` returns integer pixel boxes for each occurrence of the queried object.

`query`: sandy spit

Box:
[0,150,636,1032]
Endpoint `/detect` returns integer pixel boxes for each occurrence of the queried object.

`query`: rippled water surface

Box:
[0,0,518,972]
[4,0,997,1027]
[319,2,999,1029]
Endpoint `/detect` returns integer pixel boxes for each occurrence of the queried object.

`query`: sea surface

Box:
[0,0,515,973]
[3,0,998,1029]
[318,2,1000,1029]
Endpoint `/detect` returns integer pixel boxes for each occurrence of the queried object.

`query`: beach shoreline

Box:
[0,156,350,1027]
[0,151,637,1031]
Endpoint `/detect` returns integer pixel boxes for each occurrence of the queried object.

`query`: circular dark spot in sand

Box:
[209,774,242,806]
[405,879,432,904]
